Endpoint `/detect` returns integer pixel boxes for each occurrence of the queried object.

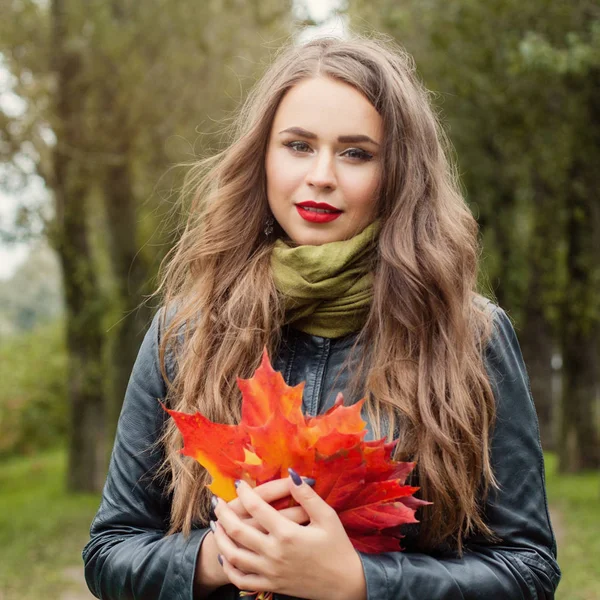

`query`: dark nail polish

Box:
[234,479,241,489]
[209,520,217,533]
[303,477,316,487]
[288,467,302,486]
[217,553,223,566]
[210,496,218,510]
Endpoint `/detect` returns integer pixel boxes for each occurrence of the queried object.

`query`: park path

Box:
[549,504,565,546]
[60,566,95,600]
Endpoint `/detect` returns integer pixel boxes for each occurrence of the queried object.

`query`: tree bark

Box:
[559,320,600,472]
[520,299,555,451]
[558,159,600,472]
[51,0,107,492]
[481,140,516,311]
[102,153,153,431]
[92,1,156,433]
[520,175,559,451]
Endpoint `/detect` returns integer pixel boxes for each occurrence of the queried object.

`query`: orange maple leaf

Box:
[165,349,430,598]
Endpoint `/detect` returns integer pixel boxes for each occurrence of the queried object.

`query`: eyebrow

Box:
[278,126,380,146]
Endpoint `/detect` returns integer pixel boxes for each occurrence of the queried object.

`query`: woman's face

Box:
[265,76,383,246]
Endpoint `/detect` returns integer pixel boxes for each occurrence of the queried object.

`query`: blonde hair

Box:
[156,33,497,554]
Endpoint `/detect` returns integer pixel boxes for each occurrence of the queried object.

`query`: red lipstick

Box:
[295,201,342,224]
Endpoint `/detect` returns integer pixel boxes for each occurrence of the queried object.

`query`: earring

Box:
[264,216,274,237]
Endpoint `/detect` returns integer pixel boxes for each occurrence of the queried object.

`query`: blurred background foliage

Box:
[0,0,598,598]
[346,0,600,478]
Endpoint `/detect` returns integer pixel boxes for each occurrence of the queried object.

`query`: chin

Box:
[289,228,346,246]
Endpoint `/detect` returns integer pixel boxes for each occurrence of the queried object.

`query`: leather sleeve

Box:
[357,306,561,599]
[82,309,211,599]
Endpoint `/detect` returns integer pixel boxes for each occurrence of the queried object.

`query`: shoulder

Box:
[471,294,517,351]
[469,294,529,395]
[480,301,522,371]
[150,303,191,385]
[472,292,501,320]
[149,304,179,341]
[474,302,538,430]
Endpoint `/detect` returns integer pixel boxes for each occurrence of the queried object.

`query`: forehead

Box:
[271,76,382,139]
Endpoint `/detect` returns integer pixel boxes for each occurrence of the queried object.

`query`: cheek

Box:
[342,166,380,210]
[266,150,304,197]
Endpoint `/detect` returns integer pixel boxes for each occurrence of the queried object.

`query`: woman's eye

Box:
[283,141,311,153]
[282,141,373,162]
[342,148,373,161]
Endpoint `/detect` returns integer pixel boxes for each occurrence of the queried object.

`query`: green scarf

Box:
[271,221,379,338]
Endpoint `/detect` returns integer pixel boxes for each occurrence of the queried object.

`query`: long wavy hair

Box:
[156,33,498,554]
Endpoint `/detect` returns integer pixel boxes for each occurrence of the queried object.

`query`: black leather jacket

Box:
[83,301,561,599]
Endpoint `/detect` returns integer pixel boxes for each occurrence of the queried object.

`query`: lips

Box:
[295,200,343,224]
[296,201,341,212]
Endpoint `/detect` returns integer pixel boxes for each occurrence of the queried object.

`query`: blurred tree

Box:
[49,0,108,492]
[346,0,599,464]
[0,0,295,491]
[514,17,600,471]
[72,0,295,433]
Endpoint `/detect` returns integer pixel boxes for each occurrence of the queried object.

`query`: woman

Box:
[83,35,561,599]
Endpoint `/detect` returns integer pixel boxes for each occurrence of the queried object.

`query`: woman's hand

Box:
[222,476,311,533]
[211,469,367,600]
[195,477,311,596]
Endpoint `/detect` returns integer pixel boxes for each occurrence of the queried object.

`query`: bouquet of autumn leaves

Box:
[166,350,429,599]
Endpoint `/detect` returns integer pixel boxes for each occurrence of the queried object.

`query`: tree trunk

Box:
[94,1,155,434]
[482,140,517,311]
[51,0,107,492]
[520,174,560,451]
[558,160,600,472]
[520,298,555,451]
[103,154,152,431]
[559,321,600,472]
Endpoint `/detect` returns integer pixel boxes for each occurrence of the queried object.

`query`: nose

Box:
[305,151,337,191]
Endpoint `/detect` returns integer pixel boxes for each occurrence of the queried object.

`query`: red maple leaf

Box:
[165,349,430,598]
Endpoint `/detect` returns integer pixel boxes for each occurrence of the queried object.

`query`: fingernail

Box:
[288,467,302,486]
[234,479,241,489]
[217,553,223,566]
[210,496,218,510]
[209,520,217,533]
[303,477,316,487]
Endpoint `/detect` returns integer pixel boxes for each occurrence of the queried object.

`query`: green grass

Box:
[0,449,100,599]
[545,453,600,600]
[0,449,597,598]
